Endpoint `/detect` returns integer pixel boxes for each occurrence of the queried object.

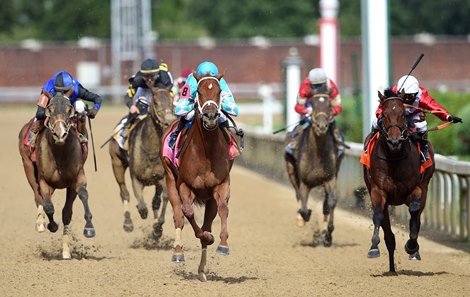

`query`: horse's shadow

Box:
[35,235,109,261]
[129,232,173,251]
[371,270,448,277]
[174,269,259,283]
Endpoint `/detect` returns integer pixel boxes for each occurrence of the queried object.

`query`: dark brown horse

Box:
[284,92,343,247]
[362,89,435,273]
[162,73,233,281]
[108,85,175,238]
[18,90,95,259]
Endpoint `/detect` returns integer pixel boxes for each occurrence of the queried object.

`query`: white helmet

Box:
[397,75,419,94]
[308,68,327,84]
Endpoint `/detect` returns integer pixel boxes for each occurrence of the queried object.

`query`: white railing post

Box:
[258,84,274,134]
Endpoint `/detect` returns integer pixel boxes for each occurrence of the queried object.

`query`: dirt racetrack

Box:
[1,105,469,297]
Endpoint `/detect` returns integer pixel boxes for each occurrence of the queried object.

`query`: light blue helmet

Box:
[196,61,219,76]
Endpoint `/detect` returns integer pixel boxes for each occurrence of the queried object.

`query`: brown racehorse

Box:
[284,92,343,247]
[18,90,95,259]
[162,73,233,281]
[363,89,435,273]
[108,85,175,238]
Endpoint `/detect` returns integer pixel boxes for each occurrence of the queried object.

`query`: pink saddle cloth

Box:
[162,129,240,169]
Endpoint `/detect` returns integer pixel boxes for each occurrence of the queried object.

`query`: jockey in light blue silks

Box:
[168,61,239,149]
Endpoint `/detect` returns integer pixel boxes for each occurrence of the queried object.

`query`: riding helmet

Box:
[308,68,327,84]
[196,61,219,76]
[53,71,75,91]
[140,59,159,74]
[397,75,419,94]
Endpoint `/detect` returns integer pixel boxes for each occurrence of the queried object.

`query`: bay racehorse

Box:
[108,85,175,238]
[284,91,343,247]
[18,90,95,259]
[162,73,234,281]
[362,89,435,273]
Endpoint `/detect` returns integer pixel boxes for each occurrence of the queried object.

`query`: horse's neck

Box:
[305,126,335,156]
[186,118,227,159]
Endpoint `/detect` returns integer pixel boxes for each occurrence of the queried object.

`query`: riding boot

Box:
[29,120,43,148]
[169,117,188,150]
[284,125,302,155]
[76,118,88,144]
[418,132,429,161]
[333,125,345,159]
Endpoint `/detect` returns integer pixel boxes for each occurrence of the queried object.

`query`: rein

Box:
[402,103,454,133]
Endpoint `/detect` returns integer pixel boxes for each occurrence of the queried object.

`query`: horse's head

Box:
[378,89,408,151]
[44,89,75,145]
[308,92,333,136]
[193,73,223,131]
[149,84,176,129]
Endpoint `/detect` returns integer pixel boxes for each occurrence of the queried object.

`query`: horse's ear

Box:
[216,72,224,80]
[397,89,406,99]
[193,72,201,81]
[378,90,385,101]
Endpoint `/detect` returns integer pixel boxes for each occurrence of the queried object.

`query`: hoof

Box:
[298,208,312,222]
[36,223,46,233]
[198,272,207,282]
[322,231,332,247]
[208,233,215,245]
[409,251,421,260]
[62,252,71,260]
[172,253,185,263]
[123,211,133,232]
[152,223,163,240]
[137,204,148,219]
[123,223,134,233]
[405,241,419,255]
[48,222,59,233]
[367,248,380,258]
[83,227,96,238]
[216,245,230,255]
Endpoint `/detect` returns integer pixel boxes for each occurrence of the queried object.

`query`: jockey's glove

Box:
[447,115,463,123]
[88,108,99,119]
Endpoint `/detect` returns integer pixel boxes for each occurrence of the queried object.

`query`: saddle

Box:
[360,132,432,174]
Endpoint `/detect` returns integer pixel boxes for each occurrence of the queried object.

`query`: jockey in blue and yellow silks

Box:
[168,61,239,150]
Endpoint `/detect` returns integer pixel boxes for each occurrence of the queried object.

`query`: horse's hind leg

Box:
[110,143,133,232]
[322,180,337,247]
[76,175,95,238]
[405,191,423,260]
[152,182,168,240]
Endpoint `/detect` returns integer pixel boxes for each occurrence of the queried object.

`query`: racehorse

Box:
[162,73,234,281]
[108,85,175,239]
[284,91,343,247]
[362,89,435,273]
[18,90,95,259]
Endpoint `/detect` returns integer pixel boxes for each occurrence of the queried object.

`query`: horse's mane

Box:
[383,88,398,98]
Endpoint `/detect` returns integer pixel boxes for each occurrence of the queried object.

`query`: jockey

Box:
[29,70,102,148]
[115,58,174,148]
[168,61,239,150]
[285,68,344,157]
[172,68,193,106]
[372,75,462,160]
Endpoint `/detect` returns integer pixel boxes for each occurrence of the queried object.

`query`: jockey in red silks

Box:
[285,67,344,158]
[372,75,462,160]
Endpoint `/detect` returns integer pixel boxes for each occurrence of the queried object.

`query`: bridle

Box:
[379,97,409,142]
[195,76,221,131]
[45,94,74,135]
[310,93,333,135]
[149,88,173,127]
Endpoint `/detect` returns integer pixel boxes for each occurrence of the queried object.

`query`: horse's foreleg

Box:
[152,182,166,240]
[405,188,423,260]
[322,180,337,247]
[368,188,385,259]
[61,189,77,259]
[131,177,148,219]
[381,206,396,273]
[36,205,46,233]
[62,224,72,260]
[297,183,312,227]
[39,180,58,233]
[76,174,95,238]
[180,185,212,245]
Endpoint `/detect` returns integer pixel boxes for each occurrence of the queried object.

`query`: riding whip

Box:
[85,107,98,172]
[272,120,301,135]
[398,53,424,92]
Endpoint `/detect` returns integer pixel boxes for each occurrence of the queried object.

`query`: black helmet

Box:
[140,59,159,74]
[53,71,74,91]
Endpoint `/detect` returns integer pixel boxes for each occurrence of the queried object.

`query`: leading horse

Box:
[108,85,175,238]
[162,73,234,281]
[18,90,95,259]
[362,89,435,273]
[284,92,343,247]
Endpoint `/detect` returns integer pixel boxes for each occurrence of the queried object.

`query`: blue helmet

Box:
[53,71,75,91]
[196,61,219,76]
